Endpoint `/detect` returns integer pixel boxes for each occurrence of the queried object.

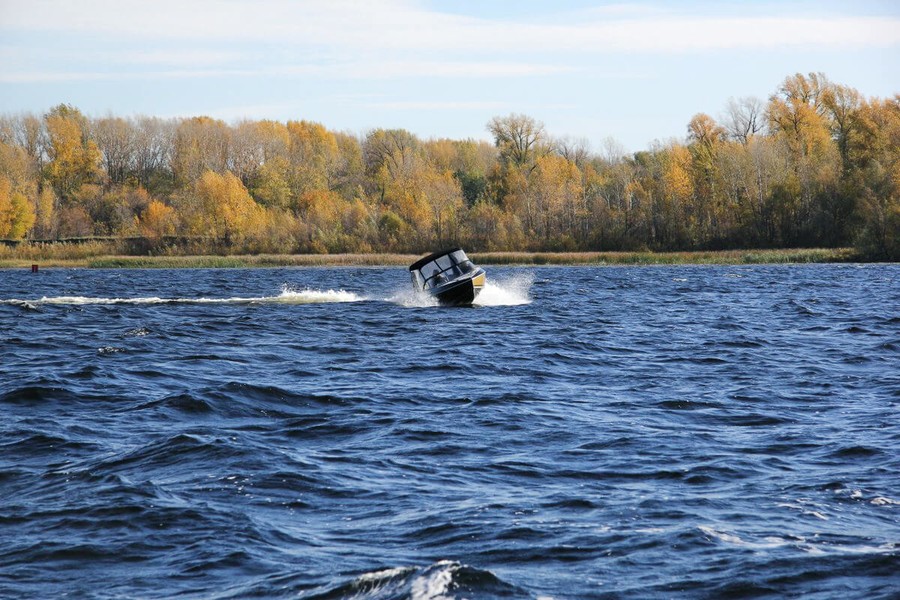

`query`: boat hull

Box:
[432,271,485,306]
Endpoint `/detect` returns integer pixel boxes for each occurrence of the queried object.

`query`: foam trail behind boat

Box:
[1,287,364,306]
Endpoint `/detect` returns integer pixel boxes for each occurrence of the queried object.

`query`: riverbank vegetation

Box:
[0,243,857,269]
[1,72,897,261]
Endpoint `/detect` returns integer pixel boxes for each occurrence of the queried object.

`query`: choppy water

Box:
[1,264,898,599]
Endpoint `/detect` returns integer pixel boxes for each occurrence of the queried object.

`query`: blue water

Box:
[1,264,898,599]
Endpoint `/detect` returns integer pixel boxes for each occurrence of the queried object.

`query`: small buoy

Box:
[31,264,38,273]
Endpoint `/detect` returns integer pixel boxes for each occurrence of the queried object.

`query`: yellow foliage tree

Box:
[0,179,22,238]
[295,188,345,251]
[138,199,178,238]
[251,156,293,209]
[662,144,694,204]
[529,154,583,246]
[190,170,266,244]
[34,187,56,239]
[852,97,900,259]
[172,116,230,186]
[422,169,464,246]
[654,144,695,247]
[0,176,35,238]
[44,106,102,201]
[341,197,376,252]
[286,120,341,195]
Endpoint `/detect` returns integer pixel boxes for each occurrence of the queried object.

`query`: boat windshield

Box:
[414,250,476,290]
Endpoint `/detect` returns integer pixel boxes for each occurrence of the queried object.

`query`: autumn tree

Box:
[294,189,345,252]
[132,116,176,192]
[92,116,136,184]
[363,128,420,201]
[659,143,695,248]
[286,120,341,198]
[485,114,555,242]
[687,113,726,243]
[243,120,292,207]
[587,152,639,249]
[624,145,692,250]
[331,131,366,198]
[488,113,548,169]
[527,154,583,247]
[849,96,900,259]
[422,138,496,209]
[0,176,35,239]
[723,96,765,144]
[0,113,45,178]
[251,157,293,209]
[555,136,591,169]
[362,129,434,248]
[340,197,376,252]
[32,188,56,239]
[181,170,265,246]
[422,168,464,247]
[85,185,153,236]
[0,127,45,238]
[822,84,863,172]
[768,72,841,244]
[44,104,102,201]
[172,117,230,186]
[464,200,523,251]
[137,199,178,238]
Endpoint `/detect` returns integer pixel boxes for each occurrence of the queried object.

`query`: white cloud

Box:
[274,61,578,79]
[1,1,897,88]
[3,1,898,52]
[0,59,576,84]
[0,68,250,83]
[117,50,247,67]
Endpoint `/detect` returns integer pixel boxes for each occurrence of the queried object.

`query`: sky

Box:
[1,0,898,152]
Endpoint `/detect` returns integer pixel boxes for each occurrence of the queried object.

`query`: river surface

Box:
[1,264,898,599]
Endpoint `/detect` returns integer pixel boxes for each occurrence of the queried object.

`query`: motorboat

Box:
[409,248,486,306]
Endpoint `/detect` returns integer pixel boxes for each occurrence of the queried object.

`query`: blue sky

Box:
[1,0,898,151]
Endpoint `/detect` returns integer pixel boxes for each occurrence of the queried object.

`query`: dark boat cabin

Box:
[409,248,479,292]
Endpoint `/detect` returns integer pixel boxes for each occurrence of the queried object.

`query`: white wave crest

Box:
[36,295,168,305]
[410,560,459,600]
[871,496,900,506]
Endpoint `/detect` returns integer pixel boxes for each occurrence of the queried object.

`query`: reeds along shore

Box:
[0,242,860,268]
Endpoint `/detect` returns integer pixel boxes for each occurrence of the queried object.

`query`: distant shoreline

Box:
[0,248,865,269]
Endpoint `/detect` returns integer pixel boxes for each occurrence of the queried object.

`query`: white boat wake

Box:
[1,287,364,307]
[3,277,532,309]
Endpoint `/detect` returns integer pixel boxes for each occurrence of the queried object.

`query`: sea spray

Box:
[385,286,439,308]
[473,272,533,306]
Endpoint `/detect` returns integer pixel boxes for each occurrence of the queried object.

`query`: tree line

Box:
[0,72,897,259]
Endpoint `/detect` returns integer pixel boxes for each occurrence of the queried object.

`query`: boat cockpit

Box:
[410,248,478,292]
